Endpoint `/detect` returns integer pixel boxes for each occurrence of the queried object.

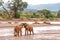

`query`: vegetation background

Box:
[0,0,60,21]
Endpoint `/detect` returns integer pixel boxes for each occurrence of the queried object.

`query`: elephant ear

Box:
[18,24,23,28]
[20,23,23,26]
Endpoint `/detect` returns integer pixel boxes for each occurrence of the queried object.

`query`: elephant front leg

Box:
[17,32,19,37]
[25,29,26,36]
[14,32,17,37]
[14,32,18,37]
[27,30,28,35]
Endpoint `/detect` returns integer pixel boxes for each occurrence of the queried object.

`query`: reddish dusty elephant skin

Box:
[14,23,34,37]
[23,23,34,35]
[14,24,23,37]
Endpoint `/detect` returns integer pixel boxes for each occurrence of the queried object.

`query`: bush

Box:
[15,12,20,18]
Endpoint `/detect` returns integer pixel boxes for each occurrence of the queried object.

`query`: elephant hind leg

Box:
[27,30,28,35]
[32,30,34,35]
[30,31,31,35]
[20,30,22,36]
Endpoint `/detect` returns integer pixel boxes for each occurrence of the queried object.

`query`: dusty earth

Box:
[0,21,60,40]
[0,27,60,40]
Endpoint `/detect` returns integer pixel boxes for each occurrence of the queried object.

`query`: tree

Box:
[0,0,28,18]
[0,0,10,18]
[57,10,60,18]
[38,9,54,18]
[31,13,40,18]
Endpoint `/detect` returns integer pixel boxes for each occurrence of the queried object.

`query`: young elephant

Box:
[23,23,34,35]
[14,24,23,37]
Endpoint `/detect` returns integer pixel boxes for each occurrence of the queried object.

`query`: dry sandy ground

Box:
[0,21,60,40]
[0,27,60,40]
[0,23,60,28]
[0,34,60,40]
[0,21,60,28]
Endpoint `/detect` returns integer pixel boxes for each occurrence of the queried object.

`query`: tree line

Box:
[0,0,60,21]
[0,9,60,21]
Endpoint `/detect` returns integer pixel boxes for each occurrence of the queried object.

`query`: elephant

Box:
[23,23,34,35]
[14,24,23,37]
[14,23,34,37]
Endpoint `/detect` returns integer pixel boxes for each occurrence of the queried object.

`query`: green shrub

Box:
[15,12,20,18]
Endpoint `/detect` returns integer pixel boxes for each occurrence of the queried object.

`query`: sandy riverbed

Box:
[0,26,60,40]
[0,21,60,40]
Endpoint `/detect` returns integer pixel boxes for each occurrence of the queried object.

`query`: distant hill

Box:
[0,3,60,12]
[24,3,60,12]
